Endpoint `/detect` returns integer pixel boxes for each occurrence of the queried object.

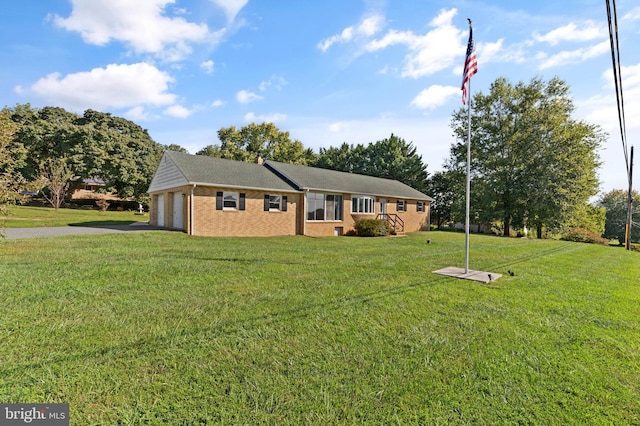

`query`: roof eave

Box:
[302,187,433,201]
[186,181,301,194]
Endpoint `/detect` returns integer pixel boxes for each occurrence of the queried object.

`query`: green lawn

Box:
[1,205,148,228]
[0,231,638,424]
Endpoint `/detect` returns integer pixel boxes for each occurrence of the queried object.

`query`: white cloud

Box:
[582,63,640,131]
[411,85,460,110]
[244,112,287,122]
[537,40,609,69]
[259,75,288,92]
[318,27,354,52]
[328,121,351,133]
[52,0,224,61]
[211,99,226,107]
[210,0,248,22]
[476,38,526,66]
[533,20,606,45]
[18,62,177,112]
[365,8,465,78]
[164,104,192,118]
[577,63,640,192]
[318,14,384,52]
[200,60,215,74]
[124,106,152,121]
[357,15,384,37]
[623,7,640,21]
[236,89,263,104]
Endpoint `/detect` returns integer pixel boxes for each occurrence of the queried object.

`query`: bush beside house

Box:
[354,219,393,237]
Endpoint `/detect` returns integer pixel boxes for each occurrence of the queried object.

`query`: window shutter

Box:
[216,192,223,210]
[264,195,270,211]
[239,193,246,210]
[282,196,288,212]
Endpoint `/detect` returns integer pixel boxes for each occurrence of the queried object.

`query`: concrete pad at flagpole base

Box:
[433,267,502,284]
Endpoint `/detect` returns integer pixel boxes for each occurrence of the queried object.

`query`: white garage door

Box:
[157,194,165,227]
[173,192,183,229]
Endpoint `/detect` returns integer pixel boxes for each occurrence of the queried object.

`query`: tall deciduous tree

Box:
[448,77,604,237]
[195,144,223,157]
[316,134,430,193]
[74,110,162,200]
[211,122,315,165]
[599,189,639,244]
[0,107,22,219]
[427,170,464,228]
[8,105,162,204]
[12,106,79,181]
[163,144,189,153]
[39,157,74,210]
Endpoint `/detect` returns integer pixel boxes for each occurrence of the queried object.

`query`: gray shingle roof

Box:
[264,160,433,201]
[157,151,298,192]
[149,151,433,201]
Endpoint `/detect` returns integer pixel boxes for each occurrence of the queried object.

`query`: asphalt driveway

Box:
[2,222,166,239]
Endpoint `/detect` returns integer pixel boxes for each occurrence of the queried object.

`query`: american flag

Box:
[461,22,478,105]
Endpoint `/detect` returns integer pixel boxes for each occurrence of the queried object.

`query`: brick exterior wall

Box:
[150,186,299,237]
[193,187,299,237]
[303,195,430,237]
[150,187,430,237]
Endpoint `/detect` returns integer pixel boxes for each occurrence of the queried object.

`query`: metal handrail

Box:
[377,213,404,232]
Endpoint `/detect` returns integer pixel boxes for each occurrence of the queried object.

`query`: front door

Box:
[379,199,387,219]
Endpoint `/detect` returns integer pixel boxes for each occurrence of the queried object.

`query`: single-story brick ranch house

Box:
[147,150,434,237]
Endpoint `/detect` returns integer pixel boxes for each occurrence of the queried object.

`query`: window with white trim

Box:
[216,191,245,210]
[269,195,281,210]
[264,194,288,212]
[223,192,238,210]
[397,200,406,212]
[307,193,343,221]
[417,201,425,213]
[351,195,375,214]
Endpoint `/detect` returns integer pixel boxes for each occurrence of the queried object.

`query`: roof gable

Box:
[148,151,298,193]
[147,152,189,193]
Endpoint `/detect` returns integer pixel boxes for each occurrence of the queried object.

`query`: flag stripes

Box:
[461,23,478,105]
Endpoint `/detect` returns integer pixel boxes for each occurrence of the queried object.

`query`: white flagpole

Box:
[465,77,471,273]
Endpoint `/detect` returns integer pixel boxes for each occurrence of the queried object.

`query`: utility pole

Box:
[625,146,634,250]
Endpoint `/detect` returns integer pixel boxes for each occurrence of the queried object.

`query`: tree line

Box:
[436,76,607,239]
[0,105,428,208]
[0,105,163,208]
[0,76,634,242]
[196,124,429,194]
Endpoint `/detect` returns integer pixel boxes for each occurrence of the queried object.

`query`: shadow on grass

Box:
[2,239,582,373]
[0,272,455,375]
[68,221,165,231]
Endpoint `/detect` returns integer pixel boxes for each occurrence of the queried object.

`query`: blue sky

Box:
[2,0,639,194]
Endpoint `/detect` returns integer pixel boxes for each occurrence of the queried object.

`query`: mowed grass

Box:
[0,231,638,424]
[1,205,148,228]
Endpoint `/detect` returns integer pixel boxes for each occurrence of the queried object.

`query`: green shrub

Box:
[354,219,393,237]
[560,227,609,245]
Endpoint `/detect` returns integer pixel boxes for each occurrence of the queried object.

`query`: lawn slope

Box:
[0,231,638,424]
[1,205,147,228]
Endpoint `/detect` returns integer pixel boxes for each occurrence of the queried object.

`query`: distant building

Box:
[69,177,120,201]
